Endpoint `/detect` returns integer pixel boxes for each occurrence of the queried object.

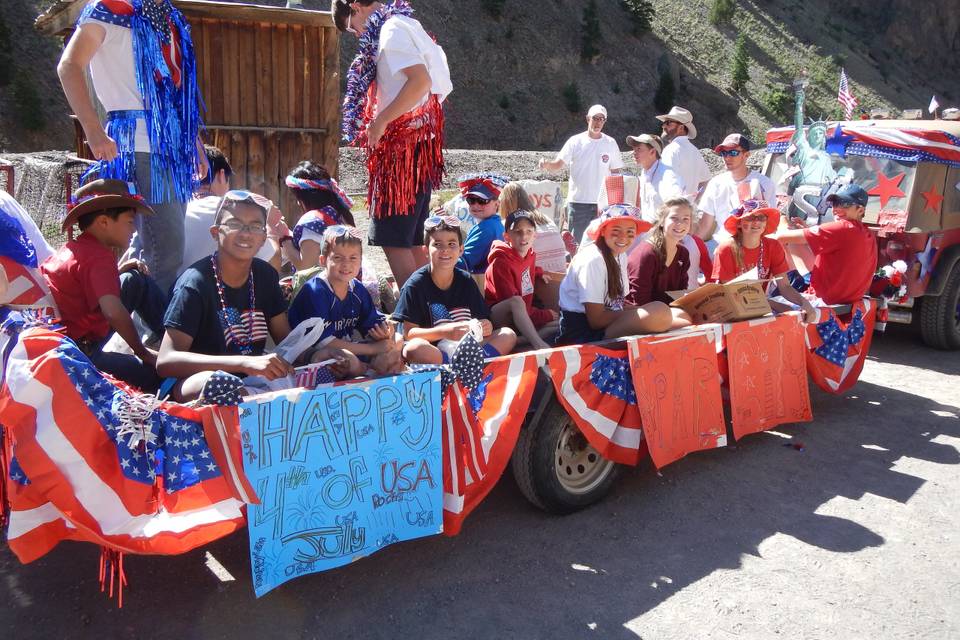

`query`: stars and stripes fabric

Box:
[766,125,960,167]
[429,303,473,325]
[293,363,337,389]
[219,308,269,352]
[291,206,342,251]
[0,327,244,563]
[837,69,858,120]
[547,346,646,466]
[441,353,538,535]
[804,298,876,394]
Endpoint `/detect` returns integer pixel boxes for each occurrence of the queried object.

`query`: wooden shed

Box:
[35,0,342,221]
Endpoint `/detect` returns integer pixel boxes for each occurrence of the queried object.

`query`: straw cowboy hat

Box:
[655,106,698,140]
[63,179,154,232]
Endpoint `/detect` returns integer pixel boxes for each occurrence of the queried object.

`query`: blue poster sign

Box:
[238,370,443,597]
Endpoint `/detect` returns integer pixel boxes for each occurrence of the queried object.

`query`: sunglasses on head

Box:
[424,215,461,230]
[719,149,743,157]
[324,225,364,240]
[466,195,492,205]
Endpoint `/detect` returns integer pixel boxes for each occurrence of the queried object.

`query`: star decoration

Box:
[868,172,906,209]
[825,126,855,157]
[921,186,944,214]
[916,237,937,280]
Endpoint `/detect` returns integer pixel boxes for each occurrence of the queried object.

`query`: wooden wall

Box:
[191,16,341,224]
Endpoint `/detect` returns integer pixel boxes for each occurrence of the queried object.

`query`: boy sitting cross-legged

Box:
[287,225,402,377]
[157,190,293,402]
[484,209,559,350]
[394,216,516,365]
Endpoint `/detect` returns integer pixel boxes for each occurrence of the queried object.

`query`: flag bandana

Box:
[804,298,875,394]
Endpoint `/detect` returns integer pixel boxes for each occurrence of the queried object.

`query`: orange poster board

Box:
[725,315,813,440]
[628,332,727,470]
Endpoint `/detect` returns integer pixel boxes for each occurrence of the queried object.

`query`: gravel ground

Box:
[2,325,958,639]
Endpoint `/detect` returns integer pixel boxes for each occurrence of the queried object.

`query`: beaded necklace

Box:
[210,252,257,355]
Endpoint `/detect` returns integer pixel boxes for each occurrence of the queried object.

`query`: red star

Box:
[868,172,906,209]
[921,186,944,213]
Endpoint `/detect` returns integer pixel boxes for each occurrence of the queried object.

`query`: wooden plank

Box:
[238,21,257,125]
[177,1,334,28]
[263,130,281,210]
[278,132,301,226]
[196,20,213,121]
[302,26,313,129]
[320,26,341,179]
[208,19,225,125]
[255,23,273,126]
[224,22,241,125]
[289,25,302,127]
[273,25,290,128]
[310,27,325,130]
[230,131,248,191]
[247,131,266,200]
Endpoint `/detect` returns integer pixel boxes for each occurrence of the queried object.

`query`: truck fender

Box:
[925,244,960,298]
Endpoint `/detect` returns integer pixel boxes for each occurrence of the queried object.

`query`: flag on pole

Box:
[929,95,940,115]
[837,69,858,119]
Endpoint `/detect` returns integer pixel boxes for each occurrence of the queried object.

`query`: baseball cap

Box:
[505,209,536,230]
[826,184,869,208]
[625,133,663,155]
[587,104,607,119]
[713,133,752,153]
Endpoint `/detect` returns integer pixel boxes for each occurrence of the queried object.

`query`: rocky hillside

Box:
[0,0,956,153]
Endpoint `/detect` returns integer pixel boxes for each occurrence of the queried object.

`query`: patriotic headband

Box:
[729,199,769,218]
[284,175,355,210]
[457,172,510,197]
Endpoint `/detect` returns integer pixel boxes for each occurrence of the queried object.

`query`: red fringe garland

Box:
[99,547,128,608]
[364,95,446,219]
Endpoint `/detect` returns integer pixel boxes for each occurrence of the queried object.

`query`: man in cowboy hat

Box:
[657,106,712,200]
[539,104,625,242]
[40,179,167,391]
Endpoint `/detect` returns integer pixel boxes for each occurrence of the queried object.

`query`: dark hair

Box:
[202,145,233,186]
[287,160,356,226]
[595,237,624,302]
[331,0,377,32]
[424,221,463,245]
[77,207,132,231]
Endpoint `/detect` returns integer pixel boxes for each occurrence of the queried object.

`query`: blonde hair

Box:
[646,197,694,263]
[498,182,549,226]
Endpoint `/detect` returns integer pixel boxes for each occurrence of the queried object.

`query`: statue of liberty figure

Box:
[787,80,836,192]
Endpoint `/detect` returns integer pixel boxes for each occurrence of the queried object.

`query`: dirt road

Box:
[2,325,958,639]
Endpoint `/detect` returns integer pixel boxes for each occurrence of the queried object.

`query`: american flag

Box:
[1,327,245,564]
[429,303,473,325]
[837,69,859,120]
[219,308,269,351]
[804,298,875,394]
[548,346,646,465]
[294,362,336,389]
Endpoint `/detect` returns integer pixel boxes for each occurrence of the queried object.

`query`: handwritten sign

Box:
[238,371,443,597]
[725,315,813,440]
[628,332,727,469]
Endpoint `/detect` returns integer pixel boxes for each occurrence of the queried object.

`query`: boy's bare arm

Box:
[57,22,116,161]
[156,327,292,380]
[768,228,809,245]
[403,320,469,342]
[367,64,431,148]
[98,294,155,365]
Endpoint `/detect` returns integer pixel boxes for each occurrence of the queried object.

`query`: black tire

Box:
[919,261,960,350]
[511,399,621,515]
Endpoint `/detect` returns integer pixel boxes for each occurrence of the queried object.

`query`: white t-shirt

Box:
[179,196,274,275]
[661,136,711,199]
[557,132,624,204]
[376,15,452,115]
[79,17,150,152]
[699,170,777,244]
[0,190,54,263]
[558,243,628,313]
[638,161,686,222]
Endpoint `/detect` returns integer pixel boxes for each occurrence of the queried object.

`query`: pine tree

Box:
[580,0,602,62]
[709,0,736,26]
[622,0,655,36]
[731,34,750,93]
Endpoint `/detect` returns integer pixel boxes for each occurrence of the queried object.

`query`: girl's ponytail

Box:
[596,237,624,301]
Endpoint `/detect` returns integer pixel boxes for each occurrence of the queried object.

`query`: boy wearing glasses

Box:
[696,133,776,248]
[394,216,516,365]
[158,191,292,402]
[456,173,508,274]
[287,226,401,376]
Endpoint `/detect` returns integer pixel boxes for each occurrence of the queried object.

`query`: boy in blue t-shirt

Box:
[456,173,509,274]
[394,216,516,365]
[287,226,400,376]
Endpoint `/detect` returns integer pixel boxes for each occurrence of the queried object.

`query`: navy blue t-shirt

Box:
[392,265,490,331]
[163,257,286,356]
[287,275,384,341]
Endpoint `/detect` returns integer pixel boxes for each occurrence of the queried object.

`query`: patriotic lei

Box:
[284,175,354,210]
[340,0,415,144]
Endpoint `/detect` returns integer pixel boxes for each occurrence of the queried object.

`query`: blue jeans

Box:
[127,152,187,293]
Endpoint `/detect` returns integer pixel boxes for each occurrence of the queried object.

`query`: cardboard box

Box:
[670,276,772,324]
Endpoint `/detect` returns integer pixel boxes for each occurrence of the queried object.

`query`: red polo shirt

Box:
[40,233,120,341]
[803,219,877,305]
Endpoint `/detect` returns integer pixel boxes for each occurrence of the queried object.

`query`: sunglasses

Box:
[719,149,743,157]
[740,215,768,225]
[466,196,492,205]
[424,215,461,230]
[324,225,365,240]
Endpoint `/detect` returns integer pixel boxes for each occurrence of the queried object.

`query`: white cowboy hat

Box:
[655,106,698,140]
